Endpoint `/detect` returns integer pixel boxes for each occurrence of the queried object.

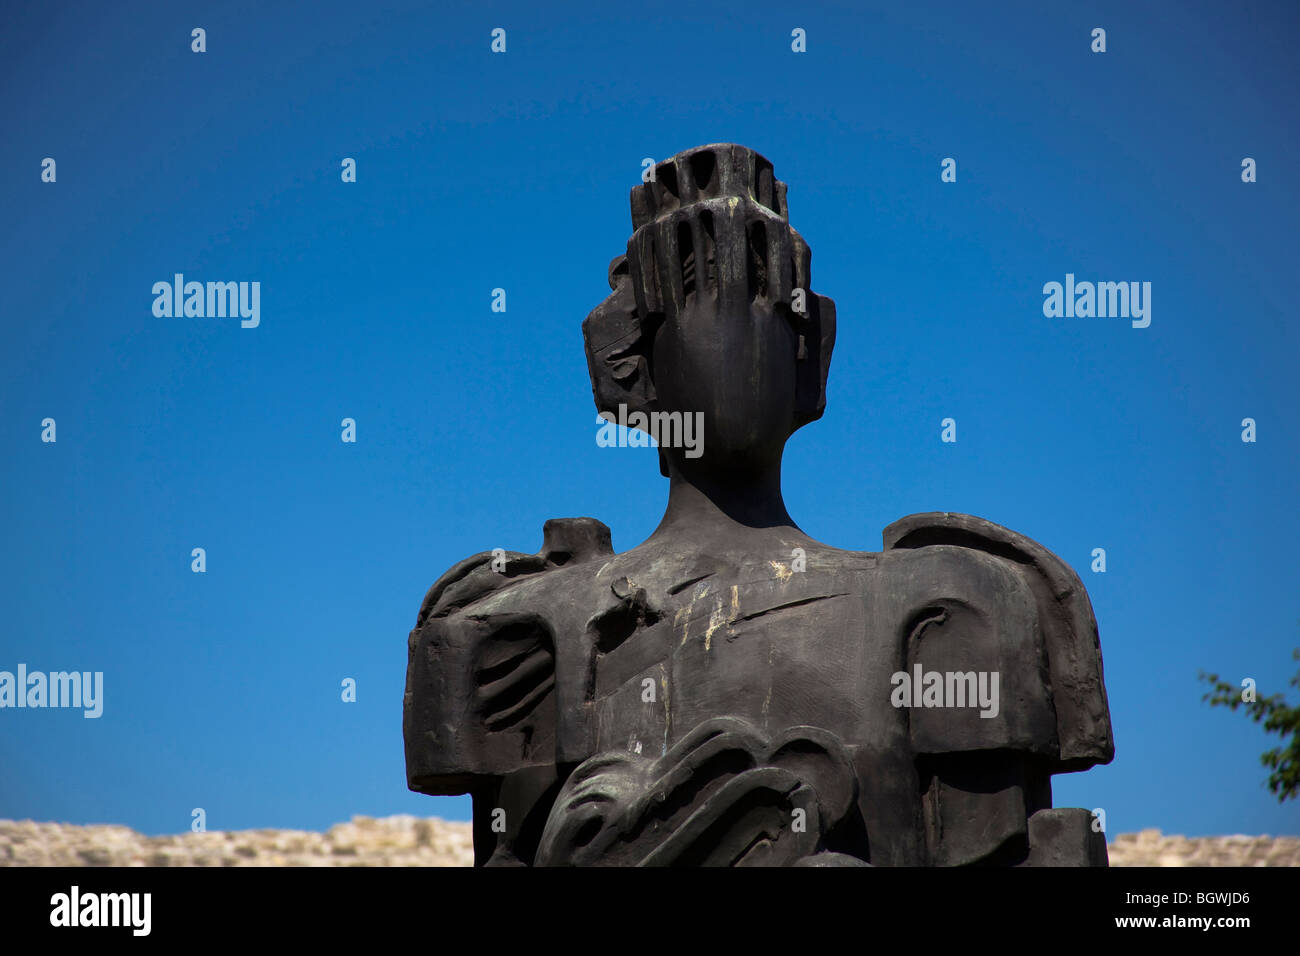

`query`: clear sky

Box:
[2,0,1297,841]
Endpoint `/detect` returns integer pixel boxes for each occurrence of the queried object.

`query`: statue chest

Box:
[583,567,904,760]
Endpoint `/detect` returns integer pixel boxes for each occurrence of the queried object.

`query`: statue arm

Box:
[882,512,1114,866]
[884,511,1114,768]
[403,518,614,865]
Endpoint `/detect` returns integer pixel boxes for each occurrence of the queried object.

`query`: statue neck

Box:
[648,458,798,544]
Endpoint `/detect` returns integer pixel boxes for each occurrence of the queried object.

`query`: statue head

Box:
[583,144,836,479]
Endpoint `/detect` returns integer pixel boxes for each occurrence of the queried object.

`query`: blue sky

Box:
[2,0,1297,841]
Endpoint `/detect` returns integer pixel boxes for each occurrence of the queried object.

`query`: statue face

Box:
[650,288,799,476]
[583,147,835,477]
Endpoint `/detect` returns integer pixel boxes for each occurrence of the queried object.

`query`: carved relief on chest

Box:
[587,567,868,755]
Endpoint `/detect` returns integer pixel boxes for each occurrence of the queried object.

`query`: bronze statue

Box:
[403,143,1114,866]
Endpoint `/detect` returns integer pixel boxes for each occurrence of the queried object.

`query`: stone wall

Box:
[0,815,474,867]
[2,816,1296,866]
[1106,828,1300,867]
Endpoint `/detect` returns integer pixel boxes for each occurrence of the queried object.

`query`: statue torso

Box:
[405,518,1088,865]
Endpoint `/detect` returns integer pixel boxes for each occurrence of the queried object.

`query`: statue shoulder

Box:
[882,511,1083,593]
[882,511,1113,769]
[415,517,614,628]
